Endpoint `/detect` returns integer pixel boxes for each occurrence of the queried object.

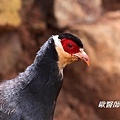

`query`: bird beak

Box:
[74,49,90,66]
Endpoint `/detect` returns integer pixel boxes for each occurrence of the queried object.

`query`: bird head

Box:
[53,33,90,69]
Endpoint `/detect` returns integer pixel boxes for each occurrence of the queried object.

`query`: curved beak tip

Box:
[74,50,90,66]
[85,59,90,66]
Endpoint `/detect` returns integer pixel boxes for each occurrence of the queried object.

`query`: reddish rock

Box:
[0,32,22,80]
[55,12,120,120]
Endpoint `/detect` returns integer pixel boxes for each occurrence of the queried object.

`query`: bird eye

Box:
[67,43,73,48]
[61,39,80,54]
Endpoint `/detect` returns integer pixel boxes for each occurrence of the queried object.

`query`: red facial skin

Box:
[61,38,90,66]
[61,38,80,54]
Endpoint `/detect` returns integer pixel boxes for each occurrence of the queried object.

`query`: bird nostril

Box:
[85,58,88,61]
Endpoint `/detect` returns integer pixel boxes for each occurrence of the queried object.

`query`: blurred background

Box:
[0,0,120,120]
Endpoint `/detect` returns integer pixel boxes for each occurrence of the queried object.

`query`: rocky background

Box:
[0,0,120,120]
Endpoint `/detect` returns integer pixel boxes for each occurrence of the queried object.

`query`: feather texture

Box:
[0,37,63,120]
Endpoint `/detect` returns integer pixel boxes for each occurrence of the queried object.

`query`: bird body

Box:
[0,33,90,120]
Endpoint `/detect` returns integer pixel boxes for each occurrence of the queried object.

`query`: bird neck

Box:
[35,37,58,64]
[16,38,63,119]
[23,38,63,98]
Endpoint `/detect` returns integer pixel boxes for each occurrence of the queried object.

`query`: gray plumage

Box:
[0,37,63,120]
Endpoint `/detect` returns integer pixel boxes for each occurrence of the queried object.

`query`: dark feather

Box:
[58,33,83,48]
[0,37,63,120]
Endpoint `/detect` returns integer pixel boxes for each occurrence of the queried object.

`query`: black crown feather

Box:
[58,33,83,48]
